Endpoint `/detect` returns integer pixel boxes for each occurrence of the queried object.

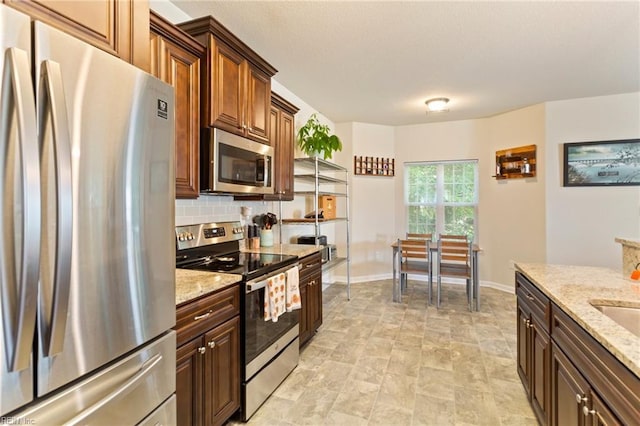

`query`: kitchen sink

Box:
[590,303,640,337]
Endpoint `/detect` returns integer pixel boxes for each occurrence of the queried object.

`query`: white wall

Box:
[334,123,395,281]
[545,92,640,270]
[481,104,547,287]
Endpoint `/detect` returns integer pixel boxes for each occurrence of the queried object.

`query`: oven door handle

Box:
[245,263,299,293]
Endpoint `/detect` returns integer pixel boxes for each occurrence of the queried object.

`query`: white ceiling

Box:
[172,1,640,126]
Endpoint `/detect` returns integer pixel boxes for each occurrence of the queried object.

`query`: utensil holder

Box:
[260,229,273,247]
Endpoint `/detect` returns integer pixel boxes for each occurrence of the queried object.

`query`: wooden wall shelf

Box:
[494,144,537,179]
[354,156,395,176]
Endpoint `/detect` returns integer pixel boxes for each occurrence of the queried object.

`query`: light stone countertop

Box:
[175,244,320,306]
[615,237,640,249]
[515,263,640,377]
[175,269,242,306]
[241,243,323,258]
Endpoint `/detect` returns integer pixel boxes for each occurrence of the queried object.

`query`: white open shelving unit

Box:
[280,157,351,299]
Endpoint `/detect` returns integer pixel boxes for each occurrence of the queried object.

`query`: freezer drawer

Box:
[10,331,176,425]
[139,394,176,426]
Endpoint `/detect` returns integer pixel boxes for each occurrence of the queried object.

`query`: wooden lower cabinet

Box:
[299,252,323,347]
[4,0,149,70]
[516,273,551,425]
[551,341,589,426]
[176,337,204,426]
[204,317,240,426]
[176,286,241,426]
[516,272,638,426]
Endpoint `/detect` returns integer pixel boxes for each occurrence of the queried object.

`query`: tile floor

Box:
[235,279,537,425]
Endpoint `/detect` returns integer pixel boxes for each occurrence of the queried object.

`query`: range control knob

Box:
[178,233,185,241]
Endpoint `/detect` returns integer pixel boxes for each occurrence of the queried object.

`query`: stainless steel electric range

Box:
[176,221,300,421]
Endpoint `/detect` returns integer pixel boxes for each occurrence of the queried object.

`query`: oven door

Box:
[243,267,299,380]
[203,127,274,194]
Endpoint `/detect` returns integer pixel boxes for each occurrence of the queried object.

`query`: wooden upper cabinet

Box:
[150,11,204,199]
[269,93,298,200]
[4,0,150,70]
[246,66,271,142]
[178,16,277,145]
[209,38,245,133]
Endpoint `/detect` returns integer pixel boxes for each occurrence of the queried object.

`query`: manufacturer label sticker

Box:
[157,99,168,119]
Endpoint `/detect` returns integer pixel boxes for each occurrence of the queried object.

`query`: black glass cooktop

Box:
[176,251,298,280]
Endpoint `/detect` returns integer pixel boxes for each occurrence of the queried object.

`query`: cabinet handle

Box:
[198,347,206,354]
[575,394,588,404]
[309,280,315,286]
[583,406,596,417]
[208,340,216,349]
[526,293,535,302]
[194,310,213,321]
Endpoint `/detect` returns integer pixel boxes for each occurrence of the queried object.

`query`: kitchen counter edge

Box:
[241,243,323,258]
[176,269,242,306]
[515,262,639,377]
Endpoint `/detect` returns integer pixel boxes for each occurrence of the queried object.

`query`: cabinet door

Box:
[245,65,271,143]
[204,317,240,426]
[589,392,622,426]
[4,0,149,69]
[516,301,531,392]
[531,318,550,425]
[298,280,311,347]
[309,271,323,332]
[152,35,201,199]
[277,109,295,199]
[176,337,205,426]
[551,342,588,426]
[209,38,244,132]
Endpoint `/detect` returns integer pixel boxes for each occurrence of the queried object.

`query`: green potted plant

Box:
[296,113,343,160]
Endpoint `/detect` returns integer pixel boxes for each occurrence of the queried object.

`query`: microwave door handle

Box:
[0,48,40,372]
[38,60,73,357]
[263,155,269,187]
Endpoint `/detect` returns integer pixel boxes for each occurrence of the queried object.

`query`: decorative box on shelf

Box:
[494,144,537,179]
[354,156,395,176]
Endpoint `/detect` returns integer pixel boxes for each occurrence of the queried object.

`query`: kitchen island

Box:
[515,263,639,425]
[516,263,639,374]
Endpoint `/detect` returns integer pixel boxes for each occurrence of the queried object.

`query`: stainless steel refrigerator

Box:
[1,4,176,424]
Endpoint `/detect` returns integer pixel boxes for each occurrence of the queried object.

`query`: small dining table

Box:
[391,241,482,311]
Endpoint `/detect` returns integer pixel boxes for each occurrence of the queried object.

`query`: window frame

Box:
[404,159,479,241]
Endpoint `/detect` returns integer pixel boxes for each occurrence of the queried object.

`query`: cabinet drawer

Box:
[516,272,550,331]
[299,252,322,280]
[176,285,240,347]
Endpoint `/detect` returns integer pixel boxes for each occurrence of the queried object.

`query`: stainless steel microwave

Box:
[201,128,274,194]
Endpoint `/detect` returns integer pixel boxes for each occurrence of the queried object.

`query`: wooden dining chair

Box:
[436,234,472,310]
[406,233,433,242]
[397,238,432,302]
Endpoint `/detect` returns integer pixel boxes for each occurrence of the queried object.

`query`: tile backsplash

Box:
[175,195,274,226]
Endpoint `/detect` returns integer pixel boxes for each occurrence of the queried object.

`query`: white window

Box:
[405,160,478,240]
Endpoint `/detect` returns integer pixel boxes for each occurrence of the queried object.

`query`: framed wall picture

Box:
[563,139,640,187]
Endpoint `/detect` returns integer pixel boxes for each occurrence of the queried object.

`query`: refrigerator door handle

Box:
[0,47,40,372]
[62,354,163,425]
[37,59,72,357]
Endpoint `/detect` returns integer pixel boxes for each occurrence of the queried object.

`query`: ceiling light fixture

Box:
[425,97,450,113]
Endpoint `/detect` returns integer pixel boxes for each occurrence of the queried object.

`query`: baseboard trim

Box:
[326,273,514,294]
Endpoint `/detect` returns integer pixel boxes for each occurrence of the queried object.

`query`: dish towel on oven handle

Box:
[286,265,301,312]
[264,272,286,322]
